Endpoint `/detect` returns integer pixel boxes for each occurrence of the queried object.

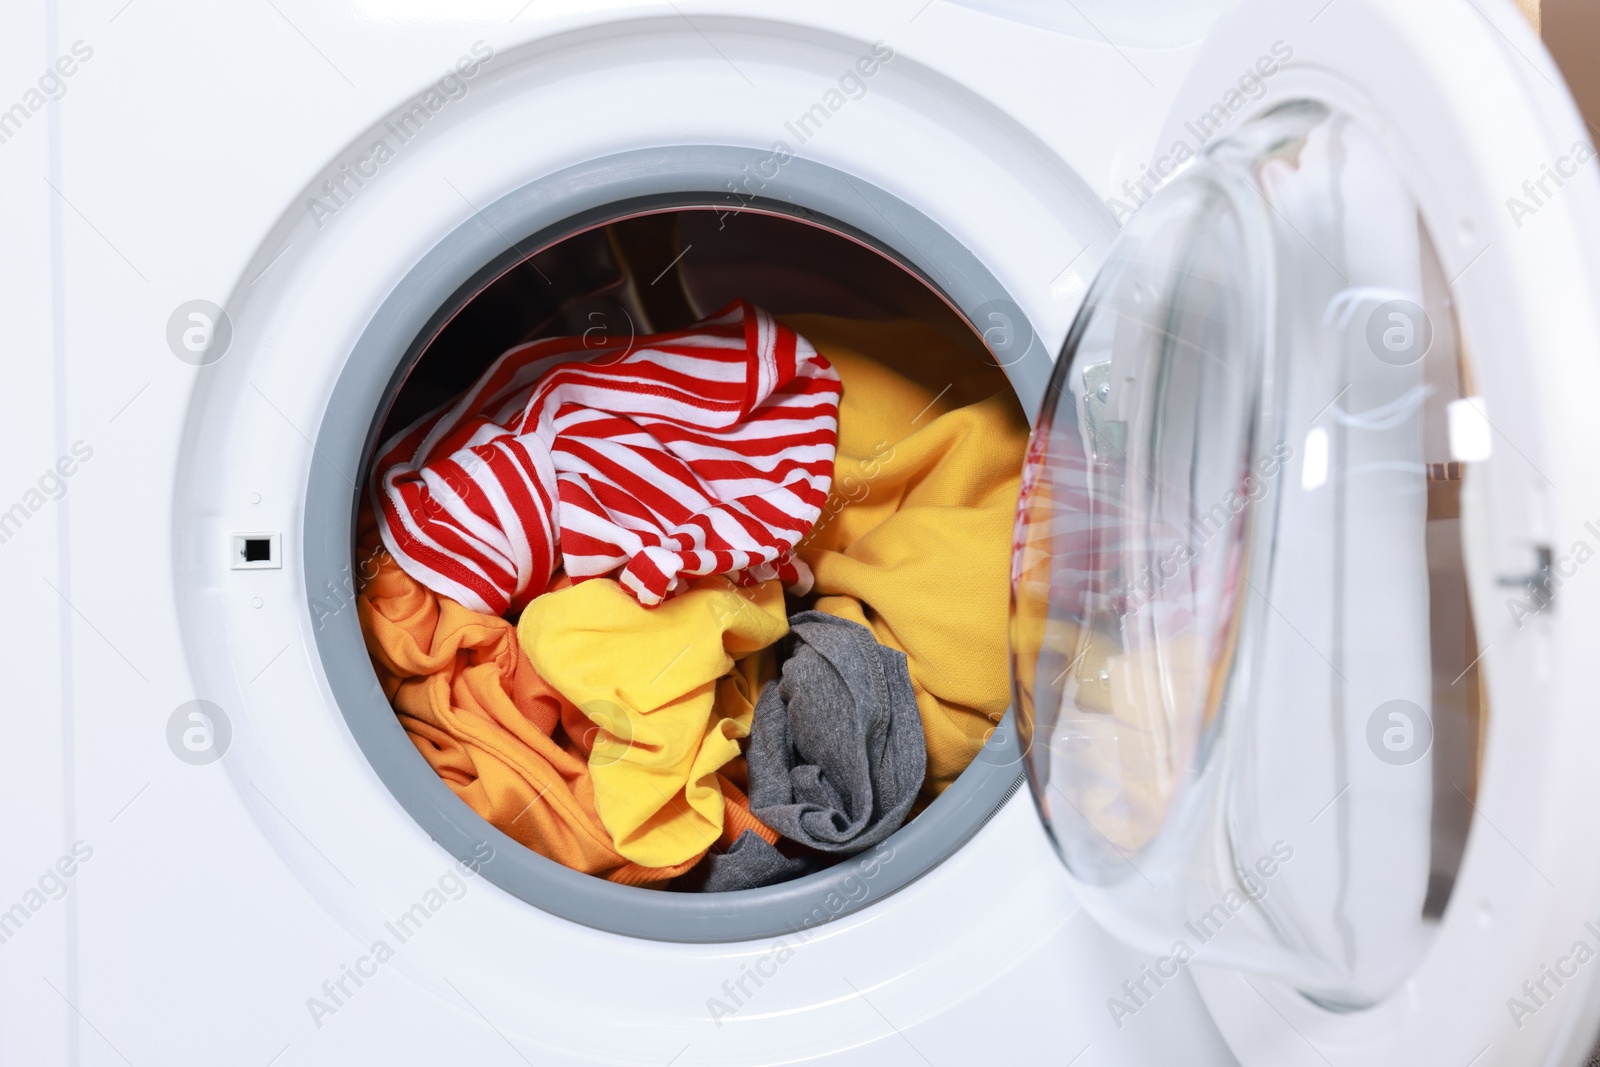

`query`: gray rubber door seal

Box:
[305,146,1048,943]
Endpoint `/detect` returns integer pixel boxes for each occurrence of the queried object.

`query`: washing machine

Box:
[5,0,1600,1062]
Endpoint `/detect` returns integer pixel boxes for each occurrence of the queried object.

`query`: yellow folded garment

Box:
[783,316,1030,800]
[779,313,1005,411]
[517,576,789,868]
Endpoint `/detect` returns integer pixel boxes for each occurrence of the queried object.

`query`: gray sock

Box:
[695,829,813,892]
[747,611,926,854]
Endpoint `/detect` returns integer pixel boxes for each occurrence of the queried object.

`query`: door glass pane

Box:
[1012,101,1481,1008]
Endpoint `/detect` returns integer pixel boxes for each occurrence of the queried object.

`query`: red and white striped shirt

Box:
[374,301,841,613]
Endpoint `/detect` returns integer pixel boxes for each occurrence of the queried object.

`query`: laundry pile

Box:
[358,300,1029,890]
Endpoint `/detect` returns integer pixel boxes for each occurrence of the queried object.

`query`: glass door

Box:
[1012,101,1484,1008]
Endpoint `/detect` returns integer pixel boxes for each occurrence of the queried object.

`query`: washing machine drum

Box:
[1010,3,1600,1058]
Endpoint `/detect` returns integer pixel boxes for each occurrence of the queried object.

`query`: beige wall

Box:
[1542,0,1600,133]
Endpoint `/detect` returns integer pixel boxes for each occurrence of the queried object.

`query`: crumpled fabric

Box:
[691,830,815,892]
[357,537,782,885]
[517,574,791,868]
[747,611,925,853]
[781,315,1030,801]
[373,300,840,614]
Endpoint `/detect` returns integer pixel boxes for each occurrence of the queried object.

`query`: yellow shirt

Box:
[782,316,1030,800]
[518,575,788,868]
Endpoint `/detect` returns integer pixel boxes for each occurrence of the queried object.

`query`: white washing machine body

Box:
[2,1,1598,1065]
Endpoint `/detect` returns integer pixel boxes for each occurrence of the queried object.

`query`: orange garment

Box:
[357,548,780,886]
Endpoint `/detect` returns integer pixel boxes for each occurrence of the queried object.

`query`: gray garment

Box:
[696,829,813,892]
[747,611,926,854]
